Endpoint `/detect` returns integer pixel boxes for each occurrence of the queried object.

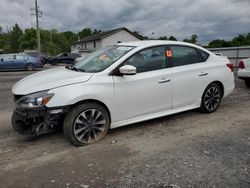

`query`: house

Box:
[71,27,142,56]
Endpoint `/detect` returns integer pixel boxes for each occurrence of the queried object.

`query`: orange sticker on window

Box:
[166,50,172,57]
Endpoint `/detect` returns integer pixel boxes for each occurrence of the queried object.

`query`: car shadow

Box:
[19,108,202,145]
[108,109,201,136]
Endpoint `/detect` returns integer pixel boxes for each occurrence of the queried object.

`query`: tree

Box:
[230,34,250,46]
[169,36,177,41]
[78,28,92,39]
[19,28,37,50]
[9,23,23,52]
[93,29,102,34]
[158,36,168,40]
[183,34,198,44]
[62,31,77,43]
[207,39,230,48]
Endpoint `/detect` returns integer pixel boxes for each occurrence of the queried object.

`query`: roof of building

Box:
[72,27,143,45]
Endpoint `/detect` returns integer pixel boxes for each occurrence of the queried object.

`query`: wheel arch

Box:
[25,63,34,70]
[72,99,112,123]
[208,81,224,97]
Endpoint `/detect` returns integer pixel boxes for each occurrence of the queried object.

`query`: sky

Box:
[1,0,250,44]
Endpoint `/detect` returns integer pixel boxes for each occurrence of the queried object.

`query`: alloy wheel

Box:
[26,64,33,71]
[204,86,221,111]
[73,109,106,144]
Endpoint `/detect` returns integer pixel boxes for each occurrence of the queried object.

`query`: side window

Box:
[3,55,12,61]
[15,55,25,60]
[169,46,201,67]
[197,49,209,61]
[124,46,167,73]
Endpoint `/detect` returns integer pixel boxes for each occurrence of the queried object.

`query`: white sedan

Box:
[11,40,235,146]
[238,58,250,87]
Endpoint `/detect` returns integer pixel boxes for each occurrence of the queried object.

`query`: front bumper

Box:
[12,106,68,136]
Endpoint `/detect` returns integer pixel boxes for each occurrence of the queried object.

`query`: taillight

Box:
[226,63,234,72]
[238,60,245,69]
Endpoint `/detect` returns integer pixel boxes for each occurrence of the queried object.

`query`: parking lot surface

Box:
[0,68,249,188]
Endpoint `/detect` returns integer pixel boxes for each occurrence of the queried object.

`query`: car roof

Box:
[118,40,209,52]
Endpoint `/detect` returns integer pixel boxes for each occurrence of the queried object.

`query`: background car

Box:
[0,53,43,71]
[238,58,250,87]
[48,53,81,65]
[20,52,49,65]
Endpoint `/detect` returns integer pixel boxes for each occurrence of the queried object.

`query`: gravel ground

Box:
[0,68,249,188]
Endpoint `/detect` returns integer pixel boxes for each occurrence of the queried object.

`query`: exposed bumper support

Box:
[12,107,68,139]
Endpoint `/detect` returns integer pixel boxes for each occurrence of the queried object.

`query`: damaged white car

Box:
[12,41,235,146]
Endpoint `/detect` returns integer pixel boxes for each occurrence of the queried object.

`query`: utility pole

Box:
[31,0,42,54]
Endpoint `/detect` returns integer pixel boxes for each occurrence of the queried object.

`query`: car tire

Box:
[200,83,223,113]
[245,80,250,88]
[25,63,34,71]
[51,60,58,65]
[63,103,110,146]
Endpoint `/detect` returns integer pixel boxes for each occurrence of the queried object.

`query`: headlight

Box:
[17,91,54,108]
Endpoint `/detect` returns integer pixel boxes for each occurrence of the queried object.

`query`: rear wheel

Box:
[25,63,34,71]
[200,83,223,113]
[63,103,110,146]
[245,80,250,88]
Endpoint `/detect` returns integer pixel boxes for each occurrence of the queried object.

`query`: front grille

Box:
[14,95,24,102]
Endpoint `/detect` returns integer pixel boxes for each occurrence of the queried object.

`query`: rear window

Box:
[197,49,209,61]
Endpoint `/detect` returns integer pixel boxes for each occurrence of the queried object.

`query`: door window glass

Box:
[124,46,167,73]
[15,55,25,60]
[197,49,209,61]
[169,46,201,67]
[3,55,13,61]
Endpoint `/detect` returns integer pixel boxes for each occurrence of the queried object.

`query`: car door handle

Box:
[158,78,171,83]
[198,72,208,76]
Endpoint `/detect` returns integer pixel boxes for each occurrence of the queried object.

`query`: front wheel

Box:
[63,103,110,146]
[200,83,223,113]
[245,80,250,88]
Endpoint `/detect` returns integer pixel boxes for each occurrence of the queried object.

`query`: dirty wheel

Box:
[63,103,110,146]
[25,63,34,71]
[200,83,222,113]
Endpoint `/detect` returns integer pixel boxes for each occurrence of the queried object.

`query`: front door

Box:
[113,46,172,122]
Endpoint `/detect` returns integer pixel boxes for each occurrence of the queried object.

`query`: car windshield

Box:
[72,45,134,73]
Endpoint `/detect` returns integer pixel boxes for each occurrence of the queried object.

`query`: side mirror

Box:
[0,58,3,62]
[119,65,137,75]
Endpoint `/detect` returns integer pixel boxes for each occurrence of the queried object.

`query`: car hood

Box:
[12,67,93,95]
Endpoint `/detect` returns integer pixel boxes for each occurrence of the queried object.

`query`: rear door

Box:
[168,45,210,109]
[13,55,26,69]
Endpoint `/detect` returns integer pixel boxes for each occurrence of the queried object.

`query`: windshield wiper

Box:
[65,65,85,72]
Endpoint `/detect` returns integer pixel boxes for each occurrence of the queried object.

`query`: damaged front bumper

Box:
[12,106,68,138]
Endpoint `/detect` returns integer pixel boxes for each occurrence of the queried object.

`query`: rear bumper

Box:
[224,82,235,98]
[238,69,250,79]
